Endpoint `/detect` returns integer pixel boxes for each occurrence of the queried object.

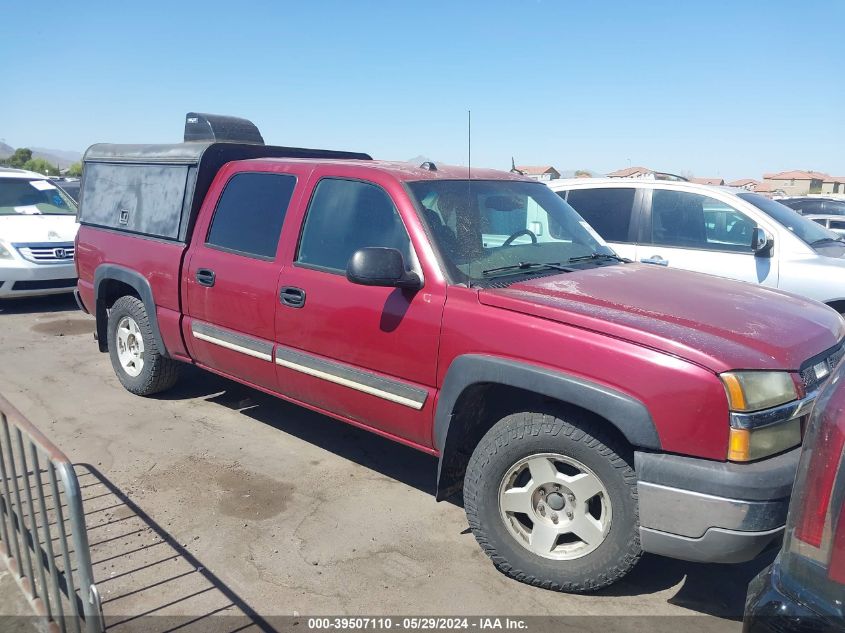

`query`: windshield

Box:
[0,178,78,216]
[408,180,618,284]
[738,192,842,248]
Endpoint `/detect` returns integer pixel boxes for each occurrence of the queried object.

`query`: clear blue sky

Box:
[2,1,843,180]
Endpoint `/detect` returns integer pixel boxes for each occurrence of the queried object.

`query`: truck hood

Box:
[478,264,844,373]
[0,215,79,243]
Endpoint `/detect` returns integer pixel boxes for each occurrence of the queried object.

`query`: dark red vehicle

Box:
[744,360,845,632]
[75,114,845,592]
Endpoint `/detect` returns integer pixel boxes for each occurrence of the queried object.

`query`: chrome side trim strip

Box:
[274,346,427,410]
[190,321,273,362]
[730,390,818,430]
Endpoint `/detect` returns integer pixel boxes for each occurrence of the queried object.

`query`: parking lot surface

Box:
[0,295,771,630]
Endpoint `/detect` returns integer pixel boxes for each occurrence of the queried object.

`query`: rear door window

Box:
[562,188,635,243]
[206,172,297,259]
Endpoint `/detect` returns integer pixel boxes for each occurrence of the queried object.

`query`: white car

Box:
[544,178,845,313]
[806,214,845,236]
[0,167,79,298]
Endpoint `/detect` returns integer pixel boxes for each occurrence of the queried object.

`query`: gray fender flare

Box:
[433,355,661,499]
[93,264,168,357]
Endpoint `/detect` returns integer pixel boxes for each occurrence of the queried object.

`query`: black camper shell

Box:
[79,113,371,243]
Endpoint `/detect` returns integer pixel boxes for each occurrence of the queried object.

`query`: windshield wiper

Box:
[481,261,575,277]
[811,237,845,246]
[567,252,629,264]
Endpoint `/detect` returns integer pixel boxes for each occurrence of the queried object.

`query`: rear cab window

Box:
[206,172,297,259]
[560,188,636,243]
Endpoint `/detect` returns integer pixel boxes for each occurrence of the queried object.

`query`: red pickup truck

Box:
[75,113,845,592]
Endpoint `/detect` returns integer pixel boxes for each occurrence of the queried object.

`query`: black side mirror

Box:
[751,227,774,257]
[346,247,422,290]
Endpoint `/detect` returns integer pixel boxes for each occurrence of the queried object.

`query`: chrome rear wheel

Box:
[115,315,145,377]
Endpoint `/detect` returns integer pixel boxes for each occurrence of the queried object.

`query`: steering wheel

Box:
[502,229,538,247]
[727,221,751,243]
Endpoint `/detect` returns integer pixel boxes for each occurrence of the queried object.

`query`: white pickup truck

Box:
[0,167,79,298]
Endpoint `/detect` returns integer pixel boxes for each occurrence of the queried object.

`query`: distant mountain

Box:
[0,143,81,168]
[31,147,82,167]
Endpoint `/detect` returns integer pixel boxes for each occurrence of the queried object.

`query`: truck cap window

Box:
[408,180,617,285]
[206,172,296,259]
[297,178,412,272]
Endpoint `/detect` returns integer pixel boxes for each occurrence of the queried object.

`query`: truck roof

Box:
[237,158,533,182]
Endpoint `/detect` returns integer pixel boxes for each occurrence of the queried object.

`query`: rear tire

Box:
[463,409,642,592]
[107,295,179,395]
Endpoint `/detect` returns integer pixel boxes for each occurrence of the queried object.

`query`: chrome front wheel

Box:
[498,453,611,560]
[463,410,642,592]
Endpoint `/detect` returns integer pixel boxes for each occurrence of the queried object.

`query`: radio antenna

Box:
[467,109,472,180]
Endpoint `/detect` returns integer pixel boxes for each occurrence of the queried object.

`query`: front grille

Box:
[14,243,75,264]
[801,343,845,392]
[12,279,77,291]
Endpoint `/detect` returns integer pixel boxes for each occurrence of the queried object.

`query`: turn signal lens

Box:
[728,419,802,462]
[728,428,751,461]
[721,373,747,411]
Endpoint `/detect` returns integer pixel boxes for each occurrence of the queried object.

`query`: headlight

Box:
[0,241,12,260]
[720,371,798,412]
[721,371,802,462]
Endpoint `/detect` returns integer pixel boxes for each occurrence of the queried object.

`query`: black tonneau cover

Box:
[80,114,371,242]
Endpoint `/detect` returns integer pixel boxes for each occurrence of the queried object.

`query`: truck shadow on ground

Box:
[76,463,278,632]
[0,294,79,315]
[157,366,773,620]
[158,365,440,502]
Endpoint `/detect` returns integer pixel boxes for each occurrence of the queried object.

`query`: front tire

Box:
[463,409,642,592]
[107,295,180,396]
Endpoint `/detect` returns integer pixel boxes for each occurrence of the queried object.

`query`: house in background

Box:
[607,166,654,179]
[752,181,786,198]
[822,176,845,194]
[762,170,845,195]
[728,178,759,191]
[514,165,561,181]
[690,177,725,186]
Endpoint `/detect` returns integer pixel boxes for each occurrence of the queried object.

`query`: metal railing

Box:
[0,394,102,633]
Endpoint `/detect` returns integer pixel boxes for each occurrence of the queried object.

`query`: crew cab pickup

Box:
[75,113,845,593]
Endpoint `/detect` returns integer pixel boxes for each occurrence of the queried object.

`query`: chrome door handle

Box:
[640,256,669,267]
